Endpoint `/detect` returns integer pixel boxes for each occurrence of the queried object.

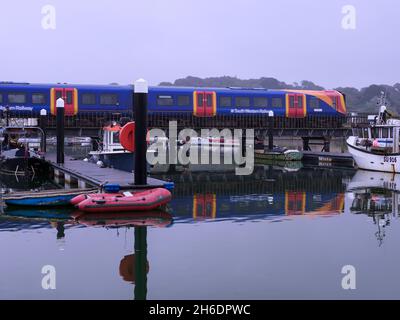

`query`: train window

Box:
[197,94,203,107]
[235,97,250,108]
[309,97,319,108]
[66,91,73,104]
[82,94,96,105]
[100,94,119,105]
[8,93,26,104]
[272,98,283,108]
[206,94,212,107]
[219,96,232,107]
[157,95,174,106]
[297,96,303,107]
[56,91,63,100]
[177,95,190,106]
[254,97,268,107]
[289,96,295,108]
[32,93,46,104]
[0,93,2,104]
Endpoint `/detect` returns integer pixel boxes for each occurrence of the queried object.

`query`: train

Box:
[171,192,345,221]
[0,81,346,118]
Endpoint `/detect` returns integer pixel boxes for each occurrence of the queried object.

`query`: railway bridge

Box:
[1,110,369,150]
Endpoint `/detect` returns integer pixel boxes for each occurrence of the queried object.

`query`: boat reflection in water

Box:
[0,168,54,192]
[347,170,400,245]
[0,207,76,237]
[0,165,355,299]
[0,207,172,300]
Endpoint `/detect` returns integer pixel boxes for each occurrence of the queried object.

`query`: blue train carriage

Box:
[170,191,344,221]
[0,82,133,116]
[0,82,346,119]
[148,86,347,118]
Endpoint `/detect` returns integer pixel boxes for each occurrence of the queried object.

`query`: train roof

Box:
[0,81,340,95]
[0,82,133,90]
[0,82,286,92]
[151,86,288,95]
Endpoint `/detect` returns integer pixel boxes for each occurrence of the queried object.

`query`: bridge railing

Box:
[0,110,370,130]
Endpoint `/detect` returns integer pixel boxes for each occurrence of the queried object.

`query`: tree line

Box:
[159,76,400,114]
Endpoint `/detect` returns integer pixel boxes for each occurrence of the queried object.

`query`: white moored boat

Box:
[347,100,400,173]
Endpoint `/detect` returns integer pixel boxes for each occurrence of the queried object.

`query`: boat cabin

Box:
[101,123,125,153]
[352,119,400,154]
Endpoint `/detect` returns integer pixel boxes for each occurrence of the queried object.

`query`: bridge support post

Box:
[302,137,311,151]
[56,98,65,164]
[322,137,331,152]
[134,79,148,186]
[5,106,9,127]
[241,134,246,155]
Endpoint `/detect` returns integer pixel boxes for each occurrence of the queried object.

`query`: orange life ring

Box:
[120,122,151,152]
[120,122,135,152]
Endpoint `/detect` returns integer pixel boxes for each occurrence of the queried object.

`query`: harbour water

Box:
[1,163,400,300]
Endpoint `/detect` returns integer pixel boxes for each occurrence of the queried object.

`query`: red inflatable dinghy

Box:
[71,188,172,213]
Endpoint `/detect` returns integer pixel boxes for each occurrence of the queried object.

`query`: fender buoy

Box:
[120,121,151,152]
[120,122,135,152]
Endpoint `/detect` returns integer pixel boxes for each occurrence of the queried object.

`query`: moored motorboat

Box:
[3,188,98,207]
[0,126,48,178]
[254,147,303,162]
[87,122,163,172]
[347,100,400,173]
[71,188,172,213]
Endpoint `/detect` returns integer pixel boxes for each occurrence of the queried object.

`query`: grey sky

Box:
[0,0,398,89]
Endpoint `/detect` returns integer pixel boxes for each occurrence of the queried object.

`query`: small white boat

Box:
[347,96,400,173]
[88,122,175,172]
[188,137,240,150]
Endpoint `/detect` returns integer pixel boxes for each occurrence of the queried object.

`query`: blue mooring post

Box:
[134,79,148,186]
[39,109,47,153]
[268,111,274,151]
[56,98,65,164]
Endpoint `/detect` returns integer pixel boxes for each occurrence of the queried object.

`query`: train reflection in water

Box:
[346,170,400,246]
[160,165,352,222]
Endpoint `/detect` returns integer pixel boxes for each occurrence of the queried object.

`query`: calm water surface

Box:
[0,164,399,300]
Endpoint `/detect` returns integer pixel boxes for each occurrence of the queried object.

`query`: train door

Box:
[193,194,217,219]
[50,88,78,116]
[285,191,306,215]
[287,93,306,118]
[193,91,216,117]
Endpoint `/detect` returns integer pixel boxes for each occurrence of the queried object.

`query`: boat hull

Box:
[254,150,303,162]
[4,188,98,207]
[347,137,400,173]
[74,188,172,213]
[5,195,76,207]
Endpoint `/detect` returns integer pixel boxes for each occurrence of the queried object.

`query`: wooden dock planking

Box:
[45,153,173,190]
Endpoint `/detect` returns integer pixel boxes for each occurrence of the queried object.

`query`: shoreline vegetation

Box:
[159,76,400,114]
